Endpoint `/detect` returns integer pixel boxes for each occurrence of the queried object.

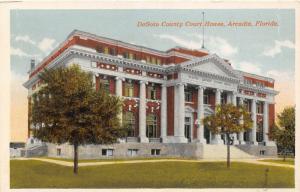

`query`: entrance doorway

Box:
[184,117,191,142]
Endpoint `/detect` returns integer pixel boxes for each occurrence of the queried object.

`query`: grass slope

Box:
[10,160,294,188]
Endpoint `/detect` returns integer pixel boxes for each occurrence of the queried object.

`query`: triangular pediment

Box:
[181,54,240,79]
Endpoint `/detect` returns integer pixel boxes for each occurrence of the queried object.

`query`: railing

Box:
[149,138,161,143]
[126,137,139,143]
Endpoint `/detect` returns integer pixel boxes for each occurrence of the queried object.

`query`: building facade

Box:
[23,30,278,159]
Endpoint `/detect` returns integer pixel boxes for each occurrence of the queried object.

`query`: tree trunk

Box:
[73,140,79,174]
[226,133,230,168]
[283,149,286,162]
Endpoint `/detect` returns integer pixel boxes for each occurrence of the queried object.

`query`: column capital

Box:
[197,85,206,90]
[176,82,187,87]
[216,88,223,93]
[232,91,238,96]
[139,80,148,85]
[115,76,125,81]
[161,84,167,88]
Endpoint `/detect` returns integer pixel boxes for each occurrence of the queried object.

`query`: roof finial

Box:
[201,11,205,49]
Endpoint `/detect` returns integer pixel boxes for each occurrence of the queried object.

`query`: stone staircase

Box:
[202,144,255,159]
[22,143,48,157]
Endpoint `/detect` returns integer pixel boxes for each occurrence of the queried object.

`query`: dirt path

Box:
[13,157,294,168]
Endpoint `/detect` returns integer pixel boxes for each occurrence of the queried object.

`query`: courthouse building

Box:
[23,30,278,159]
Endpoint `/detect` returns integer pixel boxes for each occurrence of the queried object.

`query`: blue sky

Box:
[10,9,295,141]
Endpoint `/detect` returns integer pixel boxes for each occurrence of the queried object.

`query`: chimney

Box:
[30,59,35,71]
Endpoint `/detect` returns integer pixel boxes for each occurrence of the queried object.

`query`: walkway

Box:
[14,157,294,169]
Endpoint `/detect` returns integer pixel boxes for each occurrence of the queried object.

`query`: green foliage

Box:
[31,65,125,145]
[203,104,253,135]
[270,106,295,158]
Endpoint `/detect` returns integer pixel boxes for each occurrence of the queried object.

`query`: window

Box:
[221,94,226,104]
[99,78,110,94]
[123,112,136,137]
[146,114,158,138]
[102,149,114,156]
[125,81,134,97]
[123,52,129,59]
[57,148,61,156]
[127,149,138,156]
[257,102,263,114]
[104,47,109,54]
[151,149,161,156]
[184,117,191,140]
[147,85,157,100]
[244,79,252,85]
[146,56,151,63]
[129,53,136,60]
[185,90,192,102]
[96,46,103,53]
[109,48,116,56]
[157,59,161,65]
[151,57,156,64]
[259,150,266,155]
[204,93,209,104]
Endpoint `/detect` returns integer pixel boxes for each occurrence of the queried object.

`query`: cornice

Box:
[238,84,279,95]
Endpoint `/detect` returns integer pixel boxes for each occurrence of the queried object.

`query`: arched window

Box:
[123,112,136,137]
[146,114,158,138]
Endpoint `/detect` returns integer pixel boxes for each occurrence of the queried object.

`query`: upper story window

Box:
[123,52,129,59]
[157,59,161,65]
[109,48,116,56]
[104,47,109,54]
[256,82,264,88]
[204,93,209,104]
[147,85,157,100]
[151,57,156,64]
[185,90,193,102]
[257,102,263,114]
[221,94,226,104]
[96,46,103,53]
[244,79,252,85]
[125,81,134,97]
[99,78,110,94]
[146,56,151,63]
[129,53,136,60]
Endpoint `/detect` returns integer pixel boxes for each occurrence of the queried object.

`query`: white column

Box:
[263,101,269,144]
[251,99,258,145]
[139,80,148,143]
[174,85,178,136]
[115,77,123,97]
[160,84,167,141]
[238,97,245,144]
[115,77,123,124]
[211,89,223,145]
[92,73,98,89]
[197,86,206,144]
[177,83,187,142]
[231,92,239,145]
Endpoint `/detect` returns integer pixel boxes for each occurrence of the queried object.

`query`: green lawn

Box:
[10,160,294,188]
[260,159,294,165]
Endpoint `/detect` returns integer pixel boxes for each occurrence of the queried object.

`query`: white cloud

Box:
[263,40,295,57]
[205,36,238,58]
[236,61,262,75]
[38,38,57,53]
[11,47,31,57]
[154,33,238,58]
[154,34,201,50]
[15,35,36,45]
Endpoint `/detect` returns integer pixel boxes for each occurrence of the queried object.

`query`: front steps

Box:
[202,144,255,159]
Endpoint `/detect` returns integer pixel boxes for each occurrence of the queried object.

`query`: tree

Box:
[270,106,295,161]
[203,104,253,168]
[31,65,126,174]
